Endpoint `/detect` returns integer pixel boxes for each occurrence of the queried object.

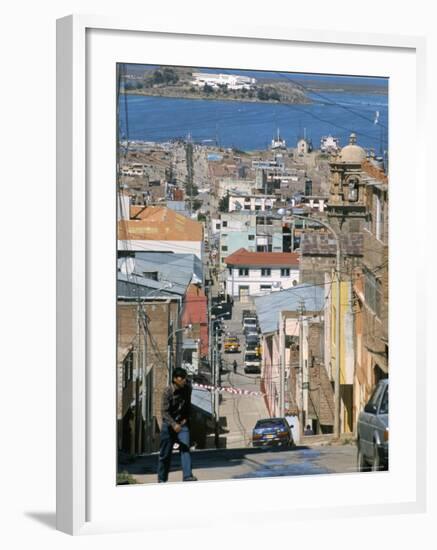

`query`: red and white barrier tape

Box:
[193,382,265,397]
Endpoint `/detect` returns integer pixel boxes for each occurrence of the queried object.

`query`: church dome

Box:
[340,133,366,163]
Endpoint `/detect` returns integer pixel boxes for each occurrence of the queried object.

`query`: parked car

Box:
[242,310,257,328]
[244,351,261,374]
[243,323,258,336]
[245,333,259,346]
[356,379,389,471]
[252,418,294,448]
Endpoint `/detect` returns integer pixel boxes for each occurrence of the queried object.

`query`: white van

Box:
[244,351,261,374]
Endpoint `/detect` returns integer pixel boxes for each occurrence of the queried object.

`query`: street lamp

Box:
[287,213,342,438]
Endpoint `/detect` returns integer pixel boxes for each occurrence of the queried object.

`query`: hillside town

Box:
[117,126,389,482]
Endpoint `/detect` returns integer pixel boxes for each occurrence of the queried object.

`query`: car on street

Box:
[252,418,294,448]
[242,310,257,328]
[223,335,241,353]
[244,350,261,374]
[245,333,259,346]
[243,324,258,337]
[356,378,389,471]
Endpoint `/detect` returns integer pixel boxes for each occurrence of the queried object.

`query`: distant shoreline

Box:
[124,89,313,105]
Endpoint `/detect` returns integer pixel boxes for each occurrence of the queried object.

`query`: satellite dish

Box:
[277,208,285,215]
[120,257,135,275]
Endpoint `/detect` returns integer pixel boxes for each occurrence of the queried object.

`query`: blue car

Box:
[252,418,294,448]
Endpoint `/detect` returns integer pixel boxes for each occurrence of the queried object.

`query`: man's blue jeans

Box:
[157,422,193,482]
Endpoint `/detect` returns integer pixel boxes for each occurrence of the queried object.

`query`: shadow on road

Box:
[118,445,310,476]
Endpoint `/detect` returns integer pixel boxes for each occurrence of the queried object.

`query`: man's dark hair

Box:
[172,367,187,380]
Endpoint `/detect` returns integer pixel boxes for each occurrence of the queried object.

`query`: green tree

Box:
[218,191,230,212]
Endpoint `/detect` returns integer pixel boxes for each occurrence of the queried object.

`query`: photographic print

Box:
[116,63,388,485]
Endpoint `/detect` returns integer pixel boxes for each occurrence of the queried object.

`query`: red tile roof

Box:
[225,248,300,267]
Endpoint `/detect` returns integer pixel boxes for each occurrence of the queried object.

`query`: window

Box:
[261,268,271,277]
[142,271,158,281]
[260,284,271,292]
[254,205,261,211]
[221,245,228,252]
[244,205,250,210]
[215,223,221,230]
[280,268,290,277]
[364,268,382,318]
[228,267,232,275]
[379,387,389,414]
[375,192,384,241]
[239,268,249,276]
[248,234,255,240]
[222,220,228,227]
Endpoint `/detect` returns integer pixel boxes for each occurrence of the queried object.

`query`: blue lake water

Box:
[119,85,388,153]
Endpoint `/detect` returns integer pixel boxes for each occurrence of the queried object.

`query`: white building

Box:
[320,135,340,153]
[297,138,312,155]
[191,72,256,90]
[224,248,300,302]
[229,194,277,212]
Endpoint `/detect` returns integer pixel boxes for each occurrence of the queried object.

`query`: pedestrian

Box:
[304,424,314,436]
[233,359,237,373]
[157,367,198,483]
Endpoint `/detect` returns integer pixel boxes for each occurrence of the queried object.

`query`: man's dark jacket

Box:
[161,381,192,429]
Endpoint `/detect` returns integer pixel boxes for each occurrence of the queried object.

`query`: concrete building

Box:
[352,161,389,431]
[117,269,213,454]
[191,72,256,90]
[224,248,300,302]
[254,284,333,438]
[216,212,285,273]
[117,294,181,456]
[298,134,390,435]
[320,135,340,154]
[118,205,204,259]
[297,137,312,156]
[228,194,277,213]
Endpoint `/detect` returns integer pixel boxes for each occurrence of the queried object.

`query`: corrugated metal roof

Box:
[191,387,213,416]
[117,272,186,299]
[254,283,325,335]
[119,252,203,287]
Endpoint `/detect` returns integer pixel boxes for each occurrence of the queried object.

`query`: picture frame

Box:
[56,14,427,536]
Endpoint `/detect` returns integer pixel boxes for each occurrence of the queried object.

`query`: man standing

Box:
[157,367,198,483]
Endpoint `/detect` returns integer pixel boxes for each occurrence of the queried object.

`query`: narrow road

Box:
[120,443,358,484]
[218,300,269,448]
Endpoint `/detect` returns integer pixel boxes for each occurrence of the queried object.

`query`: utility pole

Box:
[334,263,342,439]
[298,299,305,437]
[185,134,194,216]
[279,313,286,417]
[214,325,220,448]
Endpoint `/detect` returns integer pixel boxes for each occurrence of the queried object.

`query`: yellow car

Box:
[224,336,241,353]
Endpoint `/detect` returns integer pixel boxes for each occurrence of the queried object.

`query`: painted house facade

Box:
[225,248,300,302]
